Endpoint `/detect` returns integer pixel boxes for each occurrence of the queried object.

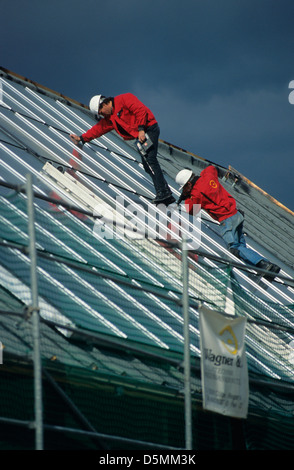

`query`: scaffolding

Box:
[0,176,293,450]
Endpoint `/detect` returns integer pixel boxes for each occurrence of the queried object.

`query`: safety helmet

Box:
[89,95,105,114]
[175,169,193,189]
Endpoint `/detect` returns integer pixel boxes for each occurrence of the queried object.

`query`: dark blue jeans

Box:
[136,124,170,195]
[219,211,264,266]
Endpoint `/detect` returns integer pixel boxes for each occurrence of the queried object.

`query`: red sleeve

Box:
[184,188,202,215]
[81,119,114,142]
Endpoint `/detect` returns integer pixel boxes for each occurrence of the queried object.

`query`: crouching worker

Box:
[175,165,280,280]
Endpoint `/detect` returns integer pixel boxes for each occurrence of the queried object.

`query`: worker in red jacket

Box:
[176,165,280,279]
[70,93,175,205]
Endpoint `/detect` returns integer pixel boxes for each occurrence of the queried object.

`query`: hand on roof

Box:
[69,134,81,145]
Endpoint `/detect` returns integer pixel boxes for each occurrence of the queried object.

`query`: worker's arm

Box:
[70,119,114,145]
[183,182,202,215]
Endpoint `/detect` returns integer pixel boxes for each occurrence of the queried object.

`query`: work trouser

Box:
[136,123,170,196]
[219,211,263,266]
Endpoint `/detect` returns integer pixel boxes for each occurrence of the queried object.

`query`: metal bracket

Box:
[24,305,40,320]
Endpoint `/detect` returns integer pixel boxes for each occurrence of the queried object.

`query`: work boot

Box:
[152,190,176,206]
[266,263,281,281]
[229,247,241,259]
[256,260,281,281]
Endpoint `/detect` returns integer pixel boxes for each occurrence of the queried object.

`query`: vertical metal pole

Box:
[182,237,192,450]
[26,173,43,450]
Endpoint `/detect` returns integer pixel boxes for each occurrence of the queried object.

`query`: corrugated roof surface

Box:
[0,67,293,392]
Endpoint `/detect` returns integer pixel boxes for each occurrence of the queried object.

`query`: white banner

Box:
[199,306,249,418]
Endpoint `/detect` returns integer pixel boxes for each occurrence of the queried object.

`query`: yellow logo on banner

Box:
[219,325,238,355]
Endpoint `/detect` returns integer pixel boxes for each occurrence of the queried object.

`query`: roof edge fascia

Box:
[228,165,294,218]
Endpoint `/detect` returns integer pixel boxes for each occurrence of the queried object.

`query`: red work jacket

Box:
[81,93,157,142]
[185,165,237,222]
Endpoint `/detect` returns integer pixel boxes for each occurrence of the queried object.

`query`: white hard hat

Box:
[89,95,105,114]
[175,169,193,189]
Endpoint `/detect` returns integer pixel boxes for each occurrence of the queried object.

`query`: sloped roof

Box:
[154,137,294,268]
[0,67,294,392]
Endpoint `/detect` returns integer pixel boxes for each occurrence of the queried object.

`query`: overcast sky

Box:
[1,0,294,210]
